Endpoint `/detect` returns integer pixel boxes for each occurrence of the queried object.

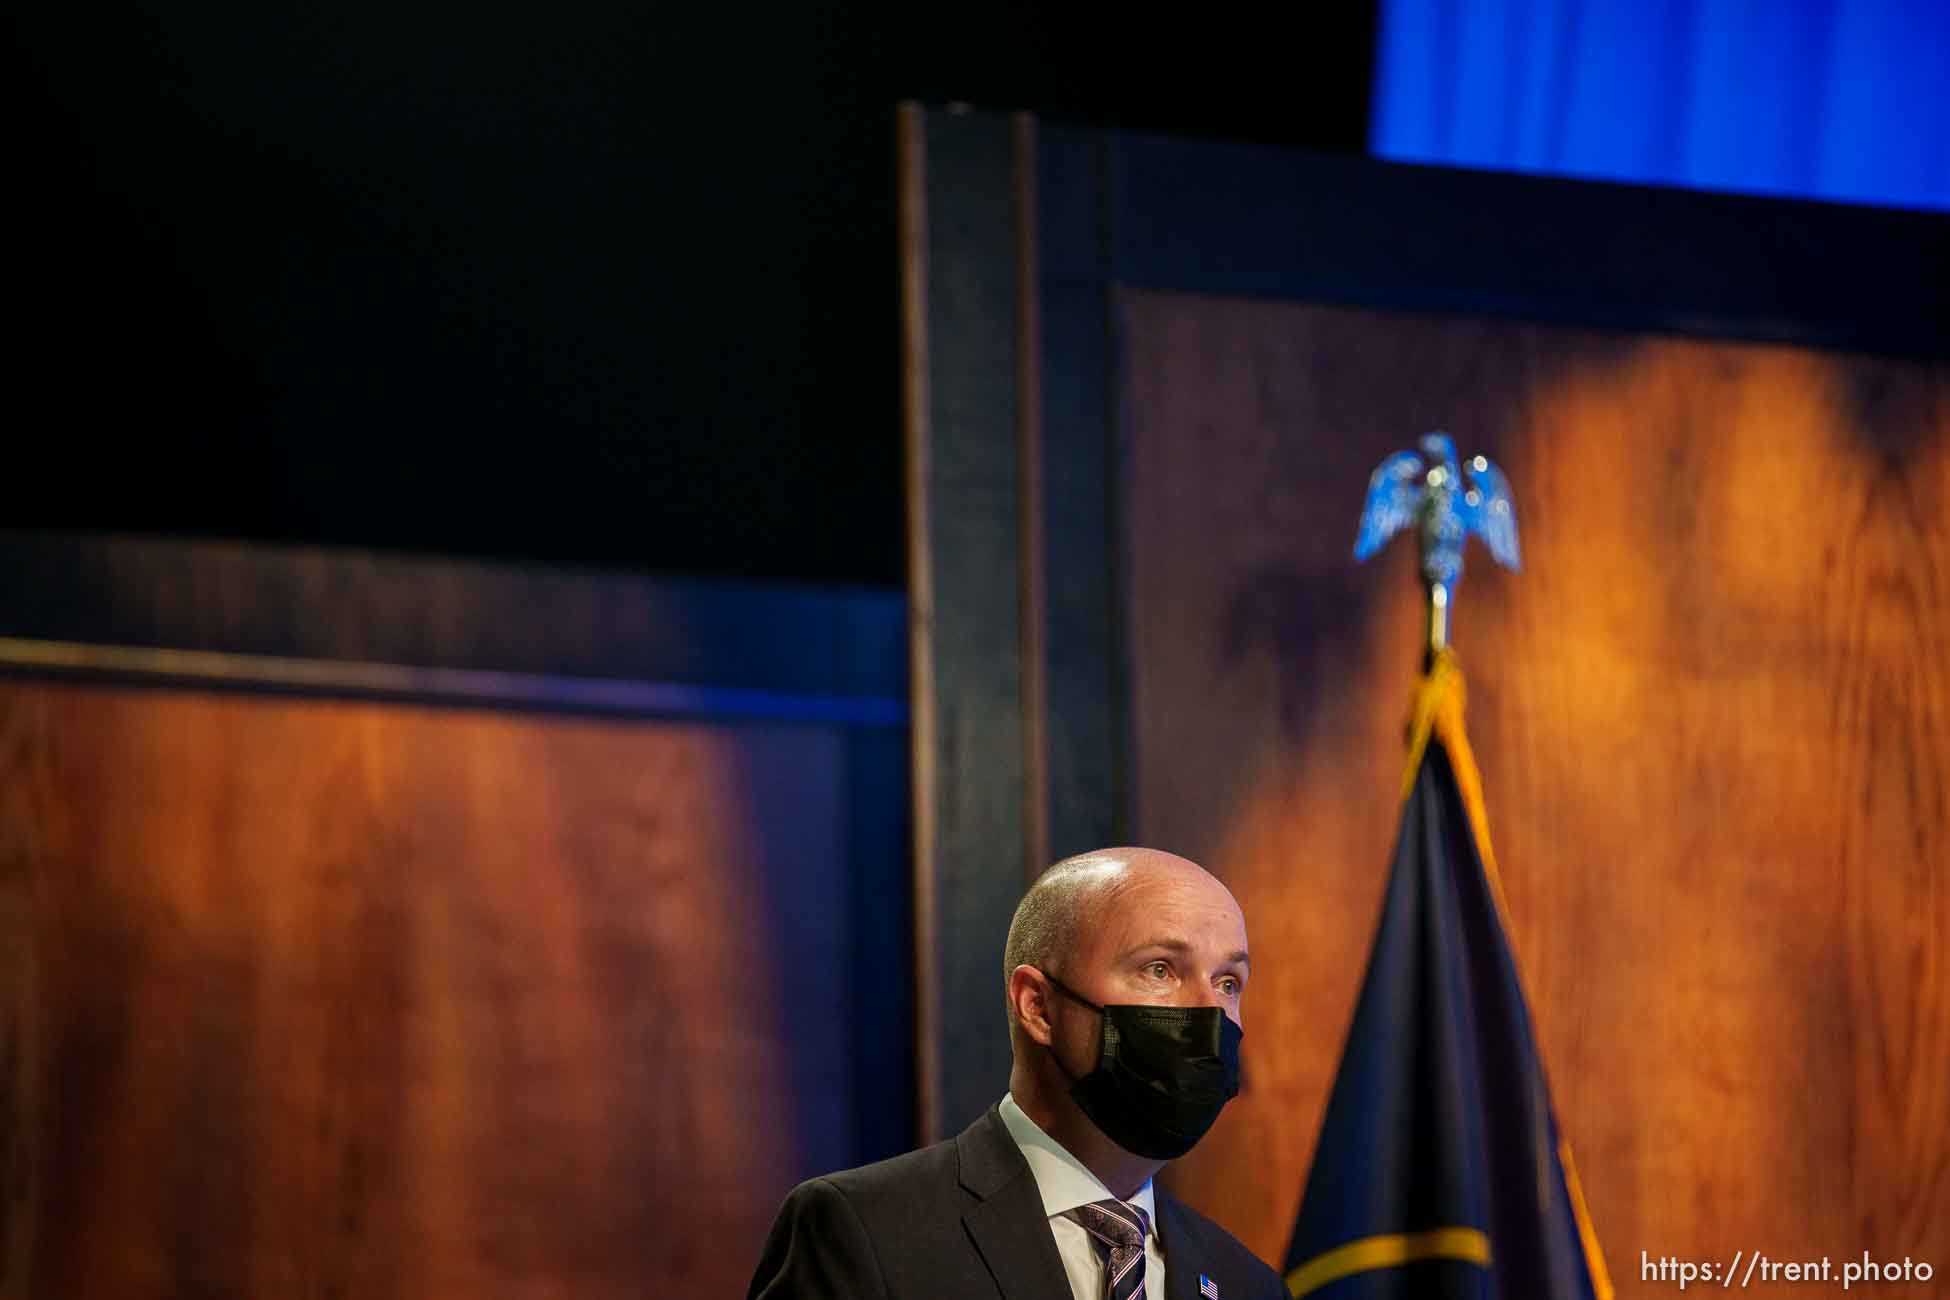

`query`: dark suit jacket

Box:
[748,1104,1286,1300]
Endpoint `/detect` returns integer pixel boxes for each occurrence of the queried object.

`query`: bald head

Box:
[1002,847,1245,1024]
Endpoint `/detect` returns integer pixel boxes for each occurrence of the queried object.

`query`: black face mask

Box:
[1038,969,1243,1160]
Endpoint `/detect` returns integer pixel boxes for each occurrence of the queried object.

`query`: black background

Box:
[7,3,1378,586]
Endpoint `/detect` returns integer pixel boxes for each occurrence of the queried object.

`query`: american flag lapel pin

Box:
[1198,1274,1219,1299]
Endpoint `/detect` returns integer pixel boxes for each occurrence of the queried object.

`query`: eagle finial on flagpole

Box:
[1353,432,1520,665]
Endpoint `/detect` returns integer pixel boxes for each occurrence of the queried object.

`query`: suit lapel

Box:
[956,1106,1075,1300]
[963,1188,1074,1300]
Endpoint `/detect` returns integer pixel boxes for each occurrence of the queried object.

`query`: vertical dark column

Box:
[1038,126,1124,858]
[900,104,1033,1141]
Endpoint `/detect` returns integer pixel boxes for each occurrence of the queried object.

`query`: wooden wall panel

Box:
[1119,291,1950,1287]
[0,681,851,1299]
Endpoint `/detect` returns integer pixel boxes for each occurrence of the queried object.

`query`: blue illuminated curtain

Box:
[1372,0,1950,212]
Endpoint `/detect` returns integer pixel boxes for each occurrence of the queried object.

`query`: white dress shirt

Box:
[997,1092,1167,1300]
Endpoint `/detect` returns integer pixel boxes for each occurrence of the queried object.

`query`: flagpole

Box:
[1330,435,1617,1300]
[1424,578,1450,671]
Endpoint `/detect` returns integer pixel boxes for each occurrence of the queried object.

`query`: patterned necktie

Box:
[1066,1199,1151,1300]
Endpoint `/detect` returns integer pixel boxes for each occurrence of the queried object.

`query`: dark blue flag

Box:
[1283,652,1612,1299]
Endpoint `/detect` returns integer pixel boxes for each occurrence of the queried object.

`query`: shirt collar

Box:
[998,1093,1157,1234]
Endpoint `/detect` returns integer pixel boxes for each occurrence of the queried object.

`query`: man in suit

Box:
[748,846,1287,1300]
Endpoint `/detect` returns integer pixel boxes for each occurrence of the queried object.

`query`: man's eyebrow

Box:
[1119,938,1192,959]
[1118,939,1252,970]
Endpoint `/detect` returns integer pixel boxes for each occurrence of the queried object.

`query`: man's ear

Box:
[1007,965,1055,1046]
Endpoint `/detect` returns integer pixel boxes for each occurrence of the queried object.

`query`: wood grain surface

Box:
[0,681,852,1299]
[1118,290,1950,1288]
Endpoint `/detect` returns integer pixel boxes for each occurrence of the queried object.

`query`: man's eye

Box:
[1144,961,1171,979]
[1219,977,1242,996]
